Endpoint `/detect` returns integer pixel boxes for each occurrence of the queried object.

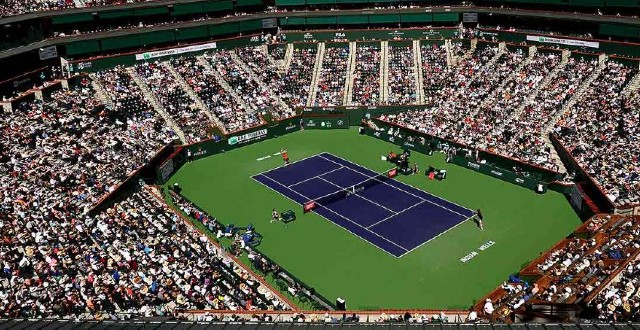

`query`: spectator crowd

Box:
[554,61,640,206]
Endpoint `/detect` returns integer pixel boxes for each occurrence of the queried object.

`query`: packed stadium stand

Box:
[1,0,640,326]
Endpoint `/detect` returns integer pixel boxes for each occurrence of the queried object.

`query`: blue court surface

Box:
[252,153,475,257]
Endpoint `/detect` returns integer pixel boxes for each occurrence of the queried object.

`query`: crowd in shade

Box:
[0,0,181,17]
[351,45,381,106]
[480,215,640,322]
[207,51,285,117]
[386,45,418,105]
[93,66,178,145]
[314,46,349,106]
[280,47,318,108]
[170,56,262,134]
[268,46,286,62]
[235,47,296,120]
[554,61,640,206]
[134,61,212,144]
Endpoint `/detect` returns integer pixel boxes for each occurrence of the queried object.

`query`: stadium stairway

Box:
[622,70,640,96]
[541,54,608,174]
[262,44,283,74]
[283,43,294,72]
[163,61,226,135]
[89,73,115,109]
[343,41,357,106]
[127,66,187,143]
[308,42,325,107]
[544,55,608,134]
[444,39,453,67]
[199,56,255,114]
[380,41,389,103]
[451,38,477,67]
[505,49,571,174]
[230,51,294,115]
[413,40,425,104]
[470,45,514,117]
[510,49,569,120]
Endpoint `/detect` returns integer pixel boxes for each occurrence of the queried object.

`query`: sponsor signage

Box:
[463,13,478,23]
[135,42,218,61]
[228,129,268,145]
[39,46,58,60]
[303,117,349,129]
[526,35,599,49]
[467,162,481,170]
[303,201,316,213]
[193,147,208,157]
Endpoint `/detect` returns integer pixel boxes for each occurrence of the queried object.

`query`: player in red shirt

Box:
[281,148,290,165]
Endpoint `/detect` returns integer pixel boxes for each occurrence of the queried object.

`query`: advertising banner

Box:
[526,35,599,49]
[135,42,218,60]
[303,116,349,129]
[228,128,268,145]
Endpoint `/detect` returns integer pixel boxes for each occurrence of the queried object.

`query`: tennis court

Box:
[253,152,475,257]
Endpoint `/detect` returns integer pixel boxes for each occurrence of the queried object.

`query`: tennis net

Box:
[303,168,397,212]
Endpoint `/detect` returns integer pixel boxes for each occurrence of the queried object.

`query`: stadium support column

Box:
[445,39,453,67]
[413,40,425,105]
[343,41,357,106]
[283,43,294,72]
[622,70,640,97]
[380,41,389,104]
[307,42,325,107]
[0,100,10,112]
[528,46,537,59]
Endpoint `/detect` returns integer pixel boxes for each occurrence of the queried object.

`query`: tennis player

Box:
[475,209,484,230]
[271,208,280,223]
[281,148,290,165]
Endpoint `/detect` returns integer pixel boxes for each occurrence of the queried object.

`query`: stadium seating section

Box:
[1,14,640,321]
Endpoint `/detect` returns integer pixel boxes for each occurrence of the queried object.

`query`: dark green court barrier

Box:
[368,119,563,181]
[362,127,434,155]
[68,35,264,73]
[65,21,264,57]
[280,27,457,42]
[475,0,640,8]
[449,155,547,192]
[302,115,349,129]
[181,114,352,162]
[300,105,423,125]
[362,126,546,192]
[477,28,640,58]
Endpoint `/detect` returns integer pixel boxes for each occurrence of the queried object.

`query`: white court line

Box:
[317,154,471,218]
[255,173,409,255]
[287,166,345,188]
[317,177,397,215]
[396,215,474,258]
[252,153,326,178]
[319,152,474,214]
[366,200,426,229]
